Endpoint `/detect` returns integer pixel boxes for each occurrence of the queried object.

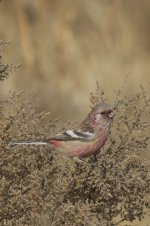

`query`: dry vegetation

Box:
[1,0,150,121]
[0,45,150,225]
[0,41,19,81]
[0,41,9,81]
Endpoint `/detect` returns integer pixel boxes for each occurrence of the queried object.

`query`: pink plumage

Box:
[10,102,114,161]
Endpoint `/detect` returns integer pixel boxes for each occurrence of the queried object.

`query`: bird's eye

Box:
[101,111,105,115]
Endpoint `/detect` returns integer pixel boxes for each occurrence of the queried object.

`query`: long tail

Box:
[10,140,47,150]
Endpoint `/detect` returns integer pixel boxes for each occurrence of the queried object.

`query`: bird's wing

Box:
[10,124,95,149]
[46,129,95,142]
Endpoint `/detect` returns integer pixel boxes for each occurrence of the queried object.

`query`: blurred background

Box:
[0,0,150,121]
[0,1,150,225]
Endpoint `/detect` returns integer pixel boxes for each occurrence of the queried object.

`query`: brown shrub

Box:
[0,40,20,81]
[0,83,150,226]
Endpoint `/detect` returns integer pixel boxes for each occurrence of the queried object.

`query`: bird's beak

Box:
[109,112,115,119]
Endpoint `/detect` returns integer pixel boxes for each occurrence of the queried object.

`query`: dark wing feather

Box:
[46,129,94,142]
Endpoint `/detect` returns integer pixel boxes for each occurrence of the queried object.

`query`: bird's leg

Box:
[89,154,98,166]
[93,154,98,162]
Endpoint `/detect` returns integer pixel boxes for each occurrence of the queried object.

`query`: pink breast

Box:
[69,142,104,158]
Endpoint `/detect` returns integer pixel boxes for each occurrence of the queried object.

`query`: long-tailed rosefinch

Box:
[10,102,114,161]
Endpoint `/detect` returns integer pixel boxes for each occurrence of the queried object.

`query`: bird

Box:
[10,102,114,162]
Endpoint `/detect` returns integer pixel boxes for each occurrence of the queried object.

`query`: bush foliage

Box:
[0,40,20,81]
[0,79,150,226]
[0,43,149,226]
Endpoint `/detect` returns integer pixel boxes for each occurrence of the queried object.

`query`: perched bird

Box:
[10,102,114,161]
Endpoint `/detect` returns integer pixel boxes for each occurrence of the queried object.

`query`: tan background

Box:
[0,1,150,225]
[0,0,150,122]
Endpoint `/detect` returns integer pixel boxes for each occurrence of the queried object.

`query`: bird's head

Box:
[89,102,114,128]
